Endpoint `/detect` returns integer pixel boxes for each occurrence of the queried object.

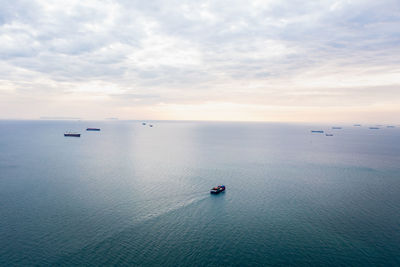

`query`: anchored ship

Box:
[64,133,80,137]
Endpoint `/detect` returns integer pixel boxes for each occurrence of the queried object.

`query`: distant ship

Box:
[325,133,334,136]
[369,127,380,129]
[332,127,342,129]
[86,128,100,131]
[64,133,80,137]
[311,130,324,133]
[353,124,361,127]
[210,185,225,194]
[387,126,395,128]
[142,122,146,125]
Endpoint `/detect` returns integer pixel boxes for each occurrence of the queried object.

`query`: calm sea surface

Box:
[1,120,400,266]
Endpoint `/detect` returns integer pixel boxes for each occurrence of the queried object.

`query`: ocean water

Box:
[1,120,400,266]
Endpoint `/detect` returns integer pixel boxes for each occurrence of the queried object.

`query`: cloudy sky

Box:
[1,0,399,122]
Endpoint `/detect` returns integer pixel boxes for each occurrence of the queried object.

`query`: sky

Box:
[0,0,399,122]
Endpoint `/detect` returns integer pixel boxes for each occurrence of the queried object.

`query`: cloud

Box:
[0,0,399,121]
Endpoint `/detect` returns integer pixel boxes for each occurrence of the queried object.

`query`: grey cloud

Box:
[0,0,399,117]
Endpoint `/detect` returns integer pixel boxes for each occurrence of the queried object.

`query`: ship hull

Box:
[64,133,81,137]
[210,186,226,194]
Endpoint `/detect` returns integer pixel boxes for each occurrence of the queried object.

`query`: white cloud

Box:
[0,0,399,121]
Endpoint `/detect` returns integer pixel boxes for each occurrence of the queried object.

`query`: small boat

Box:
[210,185,225,194]
[86,128,100,131]
[325,133,333,136]
[311,130,324,133]
[64,133,81,137]
[142,122,146,125]
[149,124,153,127]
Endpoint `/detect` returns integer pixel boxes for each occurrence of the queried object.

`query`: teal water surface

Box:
[1,120,400,266]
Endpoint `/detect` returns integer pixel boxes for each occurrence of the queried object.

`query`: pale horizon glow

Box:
[1,0,399,123]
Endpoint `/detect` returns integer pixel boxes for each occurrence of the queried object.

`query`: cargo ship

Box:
[64,133,81,137]
[210,185,225,194]
[86,128,100,131]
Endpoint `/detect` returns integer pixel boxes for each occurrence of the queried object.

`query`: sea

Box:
[1,120,400,266]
